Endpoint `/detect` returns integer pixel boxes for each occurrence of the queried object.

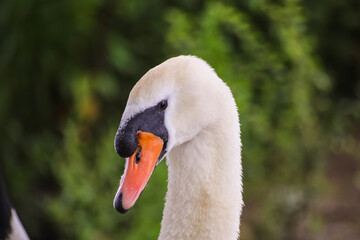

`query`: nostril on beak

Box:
[135,147,142,164]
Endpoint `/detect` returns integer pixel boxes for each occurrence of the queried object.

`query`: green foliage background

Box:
[0,0,359,239]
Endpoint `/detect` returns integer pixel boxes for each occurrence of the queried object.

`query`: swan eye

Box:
[158,100,167,110]
[135,147,141,164]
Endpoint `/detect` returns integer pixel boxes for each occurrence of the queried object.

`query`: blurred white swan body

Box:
[118,56,243,240]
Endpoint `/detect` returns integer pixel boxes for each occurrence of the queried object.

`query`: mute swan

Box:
[113,55,242,240]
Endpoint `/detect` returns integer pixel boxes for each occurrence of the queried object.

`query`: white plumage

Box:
[118,55,243,240]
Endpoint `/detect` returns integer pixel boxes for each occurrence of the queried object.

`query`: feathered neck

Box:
[158,104,242,240]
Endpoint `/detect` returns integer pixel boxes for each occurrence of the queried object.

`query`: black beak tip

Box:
[114,192,129,214]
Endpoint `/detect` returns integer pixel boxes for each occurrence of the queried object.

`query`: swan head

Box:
[113,55,232,213]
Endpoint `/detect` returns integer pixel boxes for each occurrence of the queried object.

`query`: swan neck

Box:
[159,124,242,240]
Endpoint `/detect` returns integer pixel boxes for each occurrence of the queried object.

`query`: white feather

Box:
[7,209,29,240]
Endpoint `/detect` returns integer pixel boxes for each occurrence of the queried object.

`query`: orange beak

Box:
[114,131,164,213]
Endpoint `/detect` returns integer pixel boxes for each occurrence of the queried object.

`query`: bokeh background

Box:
[1,0,360,239]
